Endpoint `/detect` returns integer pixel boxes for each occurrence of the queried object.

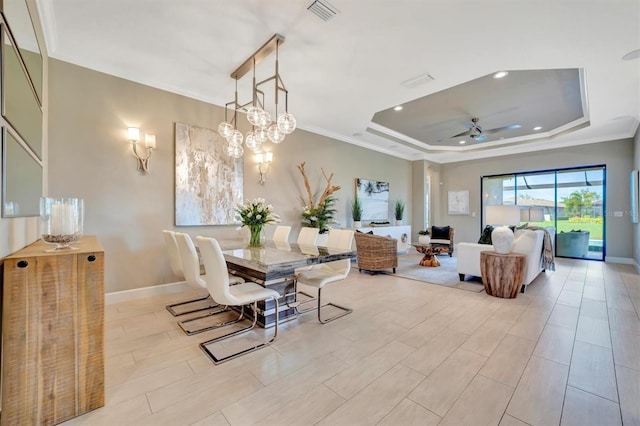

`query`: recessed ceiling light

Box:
[493,71,509,79]
[459,140,466,144]
[394,106,403,111]
[622,49,640,60]
[533,126,542,131]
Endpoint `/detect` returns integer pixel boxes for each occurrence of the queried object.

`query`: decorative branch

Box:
[297,162,316,208]
[317,168,341,207]
[297,162,341,208]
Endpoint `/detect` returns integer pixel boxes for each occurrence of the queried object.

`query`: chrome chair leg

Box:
[166,294,220,317]
[199,297,279,364]
[294,289,319,314]
[178,304,245,336]
[316,287,353,324]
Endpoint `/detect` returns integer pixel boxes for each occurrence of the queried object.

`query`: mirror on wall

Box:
[1,24,42,159]
[2,127,43,217]
[1,0,42,102]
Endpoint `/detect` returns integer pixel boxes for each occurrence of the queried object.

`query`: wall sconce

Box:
[256,151,273,184]
[128,127,156,174]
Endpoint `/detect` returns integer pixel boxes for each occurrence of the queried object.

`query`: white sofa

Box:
[456,227,555,292]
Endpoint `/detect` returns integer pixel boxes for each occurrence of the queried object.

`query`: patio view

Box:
[483,165,605,260]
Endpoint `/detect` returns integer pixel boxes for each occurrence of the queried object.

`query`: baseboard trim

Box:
[604,256,635,265]
[105,281,190,305]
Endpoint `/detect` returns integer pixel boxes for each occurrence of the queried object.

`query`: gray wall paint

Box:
[48,59,411,292]
[439,139,636,260]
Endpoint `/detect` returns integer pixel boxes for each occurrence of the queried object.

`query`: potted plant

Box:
[351,197,363,228]
[297,162,341,234]
[418,228,431,244]
[394,199,405,225]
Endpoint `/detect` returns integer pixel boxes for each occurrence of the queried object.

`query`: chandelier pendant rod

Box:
[230,34,285,80]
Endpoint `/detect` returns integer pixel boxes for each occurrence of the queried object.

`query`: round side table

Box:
[480,251,526,298]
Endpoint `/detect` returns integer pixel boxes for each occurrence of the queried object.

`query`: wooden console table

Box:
[480,251,526,298]
[1,236,104,425]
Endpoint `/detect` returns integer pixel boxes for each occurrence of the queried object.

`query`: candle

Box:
[51,204,75,235]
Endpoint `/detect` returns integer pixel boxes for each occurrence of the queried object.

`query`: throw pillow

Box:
[355,229,374,235]
[478,225,494,245]
[431,226,450,240]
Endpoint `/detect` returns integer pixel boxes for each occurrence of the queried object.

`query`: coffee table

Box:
[411,243,448,267]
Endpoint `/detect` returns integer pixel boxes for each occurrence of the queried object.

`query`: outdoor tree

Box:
[561,189,600,217]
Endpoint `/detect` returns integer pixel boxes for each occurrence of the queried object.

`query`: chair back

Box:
[324,229,354,275]
[297,227,319,246]
[196,236,236,305]
[327,229,354,250]
[272,225,291,243]
[174,233,206,289]
[162,230,183,278]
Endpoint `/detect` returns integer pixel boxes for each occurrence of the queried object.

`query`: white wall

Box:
[48,59,411,293]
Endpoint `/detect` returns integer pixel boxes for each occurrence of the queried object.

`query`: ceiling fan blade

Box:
[451,128,473,138]
[473,134,487,142]
[483,124,522,135]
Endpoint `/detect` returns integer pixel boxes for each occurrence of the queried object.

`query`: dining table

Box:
[217,239,356,328]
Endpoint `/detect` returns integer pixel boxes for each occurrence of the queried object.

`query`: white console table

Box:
[355,225,411,252]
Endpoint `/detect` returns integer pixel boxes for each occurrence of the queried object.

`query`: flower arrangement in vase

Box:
[234,198,280,247]
[297,162,341,234]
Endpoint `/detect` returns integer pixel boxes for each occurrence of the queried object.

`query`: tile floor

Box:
[63,257,640,426]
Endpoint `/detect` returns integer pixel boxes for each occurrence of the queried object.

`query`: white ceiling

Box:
[35,0,640,163]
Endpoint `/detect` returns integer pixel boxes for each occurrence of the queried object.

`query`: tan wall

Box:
[439,139,636,260]
[48,59,411,293]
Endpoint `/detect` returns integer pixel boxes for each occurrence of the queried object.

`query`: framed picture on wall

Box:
[174,122,243,225]
[356,178,389,221]
[448,190,469,215]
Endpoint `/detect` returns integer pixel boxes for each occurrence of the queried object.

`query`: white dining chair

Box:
[295,229,354,323]
[272,225,291,243]
[174,232,244,335]
[196,236,281,364]
[163,230,212,317]
[296,227,319,246]
[294,227,320,278]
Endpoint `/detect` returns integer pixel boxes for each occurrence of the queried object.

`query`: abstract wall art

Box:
[175,122,243,226]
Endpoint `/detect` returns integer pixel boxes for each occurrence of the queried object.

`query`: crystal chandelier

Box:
[217,34,296,159]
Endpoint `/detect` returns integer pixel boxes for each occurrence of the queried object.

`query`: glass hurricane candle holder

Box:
[40,197,84,251]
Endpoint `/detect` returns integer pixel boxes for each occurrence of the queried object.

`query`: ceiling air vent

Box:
[307,0,339,22]
[401,73,435,88]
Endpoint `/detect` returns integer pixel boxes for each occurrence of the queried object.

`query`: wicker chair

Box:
[429,225,454,257]
[354,232,398,274]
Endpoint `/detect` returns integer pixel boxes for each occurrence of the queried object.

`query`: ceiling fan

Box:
[451,117,522,142]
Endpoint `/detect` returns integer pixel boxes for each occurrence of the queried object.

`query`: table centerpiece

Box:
[235,197,281,247]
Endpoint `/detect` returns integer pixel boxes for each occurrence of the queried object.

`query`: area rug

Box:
[393,253,485,292]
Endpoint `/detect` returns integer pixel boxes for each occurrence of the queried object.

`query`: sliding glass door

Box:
[482,165,605,260]
[555,168,604,259]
